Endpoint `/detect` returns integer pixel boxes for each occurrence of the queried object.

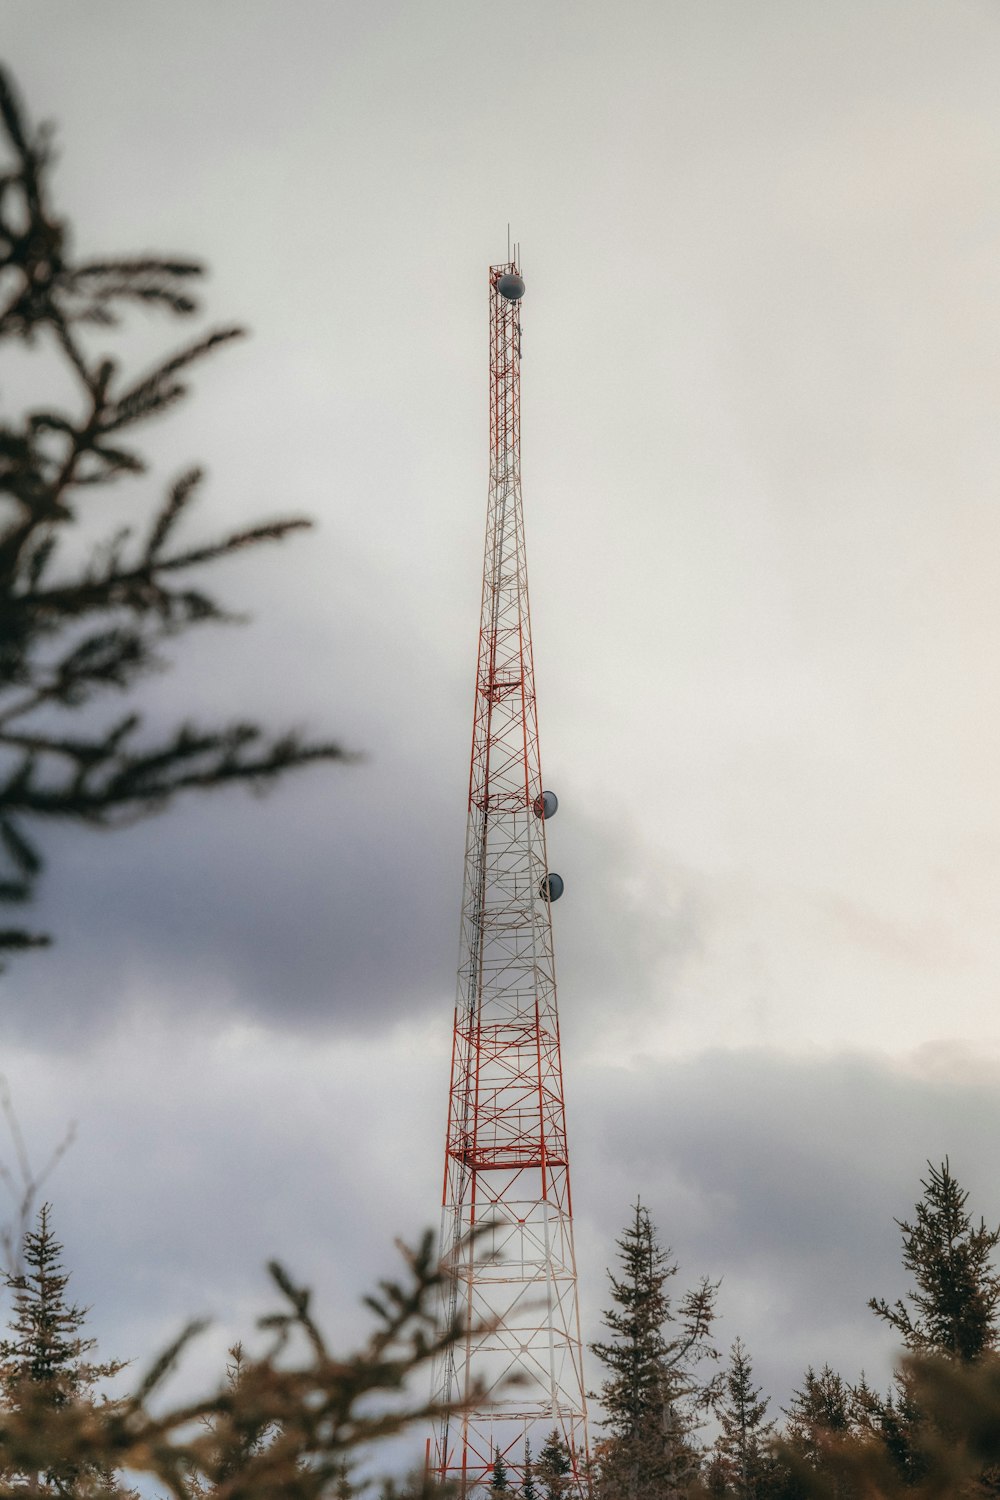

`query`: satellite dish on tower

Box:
[497,271,525,301]
[533,790,558,820]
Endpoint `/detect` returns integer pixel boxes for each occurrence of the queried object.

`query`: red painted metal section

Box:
[430,261,589,1496]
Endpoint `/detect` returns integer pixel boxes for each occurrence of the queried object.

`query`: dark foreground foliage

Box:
[771,1352,1000,1500]
[0,1203,468,1500]
[0,64,350,963]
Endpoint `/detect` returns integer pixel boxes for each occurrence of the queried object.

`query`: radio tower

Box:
[430,255,589,1496]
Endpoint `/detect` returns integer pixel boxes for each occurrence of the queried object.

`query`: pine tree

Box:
[491,1447,510,1493]
[590,1200,720,1500]
[779,1363,856,1498]
[537,1429,572,1500]
[0,1202,131,1494]
[711,1339,776,1500]
[522,1438,540,1500]
[846,1160,1000,1487]
[869,1158,1000,1362]
[189,1341,288,1497]
[782,1364,853,1466]
[851,1373,926,1489]
[0,65,348,964]
[591,1202,671,1447]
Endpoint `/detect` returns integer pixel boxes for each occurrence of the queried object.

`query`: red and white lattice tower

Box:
[430,257,589,1496]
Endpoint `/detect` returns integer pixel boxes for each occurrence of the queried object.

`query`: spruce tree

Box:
[869,1158,1000,1362]
[0,1202,130,1494]
[189,1341,287,1497]
[590,1200,720,1499]
[491,1447,510,1493]
[711,1339,776,1500]
[783,1365,852,1454]
[0,65,348,963]
[591,1202,671,1447]
[781,1364,854,1488]
[851,1373,926,1489]
[847,1160,1000,1486]
[536,1429,572,1500]
[522,1438,539,1500]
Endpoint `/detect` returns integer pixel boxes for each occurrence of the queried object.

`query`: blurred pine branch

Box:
[0,65,353,964]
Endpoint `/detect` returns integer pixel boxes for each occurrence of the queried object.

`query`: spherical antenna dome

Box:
[497,271,525,301]
[539,872,564,903]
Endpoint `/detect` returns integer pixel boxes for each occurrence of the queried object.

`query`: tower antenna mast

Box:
[430,254,589,1495]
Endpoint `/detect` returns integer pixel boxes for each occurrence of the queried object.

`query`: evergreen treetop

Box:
[782,1364,853,1458]
[0,1201,131,1494]
[536,1429,572,1500]
[851,1371,927,1489]
[711,1339,775,1500]
[521,1438,539,1500]
[590,1201,673,1443]
[188,1341,287,1497]
[0,1201,126,1408]
[491,1446,510,1493]
[590,1200,720,1500]
[868,1158,1000,1362]
[590,1199,721,1438]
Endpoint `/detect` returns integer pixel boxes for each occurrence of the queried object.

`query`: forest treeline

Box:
[1,1160,1000,1497]
[585,1161,1000,1500]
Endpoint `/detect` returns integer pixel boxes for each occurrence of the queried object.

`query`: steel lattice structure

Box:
[430,259,589,1497]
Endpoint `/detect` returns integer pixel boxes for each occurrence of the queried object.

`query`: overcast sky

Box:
[4,0,1000,1464]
